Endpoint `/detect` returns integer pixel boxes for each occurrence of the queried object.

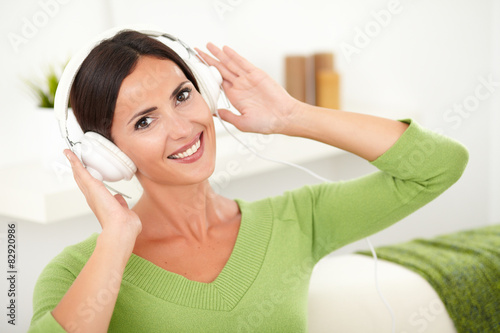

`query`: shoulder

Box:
[40,233,99,278]
[31,234,99,326]
[236,184,327,222]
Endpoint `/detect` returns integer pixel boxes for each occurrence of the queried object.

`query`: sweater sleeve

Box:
[28,236,96,333]
[28,257,75,332]
[269,119,469,262]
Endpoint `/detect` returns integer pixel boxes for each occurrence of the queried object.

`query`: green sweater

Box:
[29,120,468,332]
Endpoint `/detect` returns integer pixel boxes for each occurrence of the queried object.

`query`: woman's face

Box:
[111,55,216,186]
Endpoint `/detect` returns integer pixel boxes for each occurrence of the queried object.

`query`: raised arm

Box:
[282,104,409,161]
[29,150,142,333]
[197,44,468,262]
[196,44,407,161]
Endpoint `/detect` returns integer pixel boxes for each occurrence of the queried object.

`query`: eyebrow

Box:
[126,80,191,126]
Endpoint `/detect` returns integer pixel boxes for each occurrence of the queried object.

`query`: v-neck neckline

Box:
[121,197,274,311]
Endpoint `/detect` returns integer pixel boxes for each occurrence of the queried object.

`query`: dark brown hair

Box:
[70,30,199,141]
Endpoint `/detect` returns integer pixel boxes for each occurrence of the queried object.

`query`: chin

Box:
[175,141,217,186]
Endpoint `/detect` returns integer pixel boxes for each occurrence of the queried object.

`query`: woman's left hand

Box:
[196,44,298,135]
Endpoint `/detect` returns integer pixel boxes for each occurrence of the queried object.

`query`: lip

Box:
[169,132,202,156]
[167,132,204,163]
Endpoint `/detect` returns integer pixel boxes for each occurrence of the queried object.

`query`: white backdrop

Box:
[0,1,498,331]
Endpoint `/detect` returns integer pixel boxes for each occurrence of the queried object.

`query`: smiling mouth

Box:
[167,133,202,159]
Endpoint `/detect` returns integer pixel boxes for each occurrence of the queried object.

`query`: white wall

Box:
[0,0,114,168]
[0,0,498,331]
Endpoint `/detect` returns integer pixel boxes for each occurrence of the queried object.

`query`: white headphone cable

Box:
[366,237,396,333]
[103,183,132,199]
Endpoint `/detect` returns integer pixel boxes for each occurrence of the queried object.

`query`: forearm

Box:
[282,102,409,162]
[284,120,469,260]
[51,230,135,332]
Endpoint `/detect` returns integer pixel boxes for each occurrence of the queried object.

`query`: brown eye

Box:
[176,88,192,105]
[135,117,153,130]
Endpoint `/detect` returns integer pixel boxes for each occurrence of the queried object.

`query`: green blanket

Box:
[358,224,500,333]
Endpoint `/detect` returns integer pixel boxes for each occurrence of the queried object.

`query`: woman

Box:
[29,30,468,332]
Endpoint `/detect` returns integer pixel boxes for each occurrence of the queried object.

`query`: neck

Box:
[132,177,234,244]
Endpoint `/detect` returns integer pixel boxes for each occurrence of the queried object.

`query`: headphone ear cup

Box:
[187,61,223,113]
[79,132,137,182]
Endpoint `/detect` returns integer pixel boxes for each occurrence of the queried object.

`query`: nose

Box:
[166,112,193,141]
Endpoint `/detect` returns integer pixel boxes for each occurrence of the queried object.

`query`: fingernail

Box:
[64,150,72,163]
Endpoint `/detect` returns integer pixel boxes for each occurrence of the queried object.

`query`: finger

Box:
[222,45,256,73]
[195,47,237,83]
[222,80,233,90]
[206,43,248,77]
[64,149,87,187]
[64,149,104,196]
[64,149,92,184]
[114,194,129,209]
[193,50,205,64]
[217,109,244,130]
[195,47,217,64]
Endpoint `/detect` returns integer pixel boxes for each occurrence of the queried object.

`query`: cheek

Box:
[117,128,166,170]
[130,133,165,162]
[195,100,215,130]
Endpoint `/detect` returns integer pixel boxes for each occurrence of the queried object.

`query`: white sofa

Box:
[308,254,456,333]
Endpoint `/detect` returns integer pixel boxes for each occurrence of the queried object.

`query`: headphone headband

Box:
[53,25,225,182]
[54,25,219,147]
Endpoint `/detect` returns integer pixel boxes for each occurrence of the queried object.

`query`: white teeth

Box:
[169,138,201,159]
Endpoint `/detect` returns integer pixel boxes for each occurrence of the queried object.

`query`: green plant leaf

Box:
[47,72,59,107]
[24,60,70,108]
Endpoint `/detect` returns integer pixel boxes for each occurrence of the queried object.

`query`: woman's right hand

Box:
[64,149,142,241]
[196,44,299,135]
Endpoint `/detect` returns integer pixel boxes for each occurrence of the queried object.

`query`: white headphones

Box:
[54,26,224,182]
